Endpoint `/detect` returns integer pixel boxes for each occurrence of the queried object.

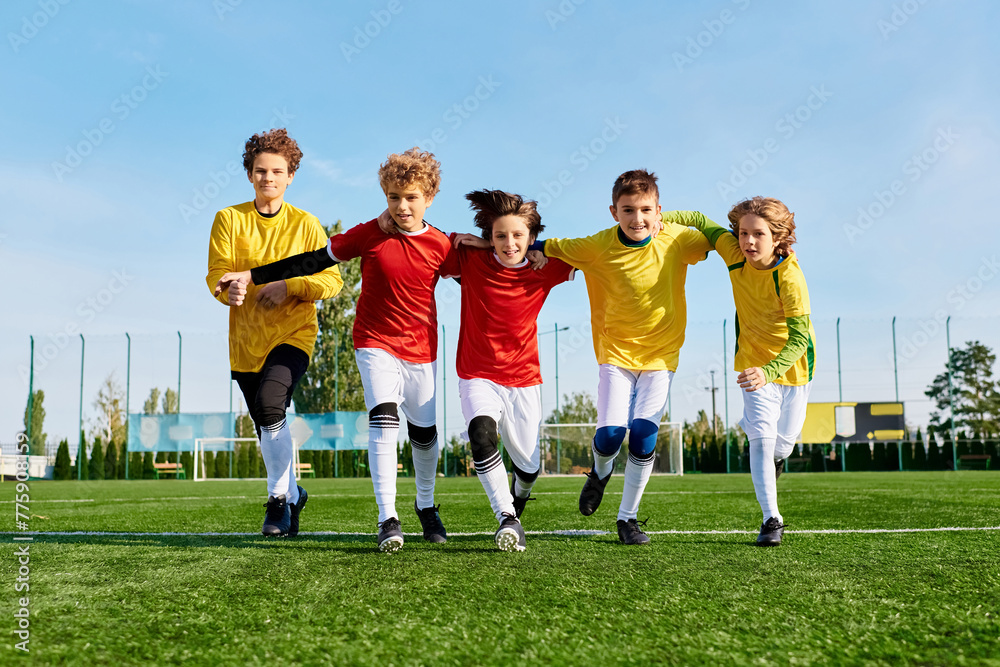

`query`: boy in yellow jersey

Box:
[206,129,343,537]
[533,169,712,544]
[662,197,815,546]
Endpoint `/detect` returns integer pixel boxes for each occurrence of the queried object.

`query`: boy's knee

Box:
[468,416,498,461]
[511,463,539,485]
[254,397,287,429]
[369,402,400,429]
[594,425,627,456]
[627,418,658,458]
[407,422,437,449]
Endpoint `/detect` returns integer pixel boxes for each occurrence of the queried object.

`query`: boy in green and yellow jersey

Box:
[663,197,815,546]
[206,128,343,537]
[533,169,712,544]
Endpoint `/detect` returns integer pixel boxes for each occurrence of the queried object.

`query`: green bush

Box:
[214,451,229,478]
[54,439,72,480]
[143,452,156,480]
[104,440,118,480]
[116,441,127,479]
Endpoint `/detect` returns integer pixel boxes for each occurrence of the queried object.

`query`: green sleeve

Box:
[762,315,811,383]
[661,210,728,248]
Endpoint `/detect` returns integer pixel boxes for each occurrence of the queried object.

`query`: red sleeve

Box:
[541,257,575,289]
[439,234,462,279]
[327,219,376,262]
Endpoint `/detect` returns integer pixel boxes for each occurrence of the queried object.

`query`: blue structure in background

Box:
[127,412,369,453]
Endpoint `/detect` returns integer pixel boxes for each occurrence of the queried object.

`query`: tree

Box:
[21,389,47,456]
[926,341,1000,439]
[162,387,179,414]
[91,373,127,444]
[54,439,72,480]
[547,391,598,424]
[104,440,119,480]
[293,221,366,413]
[143,388,162,414]
[89,436,105,480]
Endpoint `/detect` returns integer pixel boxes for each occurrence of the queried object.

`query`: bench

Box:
[153,462,186,479]
[958,454,991,470]
[397,462,408,477]
[294,463,316,478]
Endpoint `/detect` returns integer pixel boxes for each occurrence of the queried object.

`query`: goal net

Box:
[192,437,279,482]
[538,422,684,475]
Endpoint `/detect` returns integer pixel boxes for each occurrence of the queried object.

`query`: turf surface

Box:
[3,472,998,666]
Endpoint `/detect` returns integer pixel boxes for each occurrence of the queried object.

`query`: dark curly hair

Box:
[466,189,543,241]
[242,128,303,175]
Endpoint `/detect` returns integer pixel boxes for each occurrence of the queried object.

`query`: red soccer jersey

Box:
[328,219,457,363]
[453,245,574,387]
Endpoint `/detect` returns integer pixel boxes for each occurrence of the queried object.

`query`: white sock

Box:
[410,431,440,510]
[368,414,400,524]
[512,472,535,499]
[750,437,781,522]
[617,452,654,521]
[592,443,618,479]
[259,419,295,502]
[475,451,515,522]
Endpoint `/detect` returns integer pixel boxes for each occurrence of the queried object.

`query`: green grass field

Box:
[4,472,999,666]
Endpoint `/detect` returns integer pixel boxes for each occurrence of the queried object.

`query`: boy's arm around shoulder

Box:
[661,210,728,247]
[283,218,344,301]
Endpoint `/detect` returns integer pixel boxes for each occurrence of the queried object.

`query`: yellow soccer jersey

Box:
[712,231,815,386]
[545,224,711,371]
[206,201,344,373]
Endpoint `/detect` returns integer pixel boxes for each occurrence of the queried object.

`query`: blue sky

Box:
[2,0,998,449]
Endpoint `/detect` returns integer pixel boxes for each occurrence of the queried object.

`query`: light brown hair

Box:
[728,196,797,257]
[611,169,659,207]
[378,147,442,198]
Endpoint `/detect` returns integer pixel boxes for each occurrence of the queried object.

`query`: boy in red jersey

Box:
[449,190,574,552]
[216,148,454,552]
[206,129,344,538]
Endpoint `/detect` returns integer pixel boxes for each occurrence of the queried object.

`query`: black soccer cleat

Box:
[495,513,526,552]
[262,494,291,536]
[756,516,785,546]
[617,518,651,545]
[509,476,536,519]
[377,517,404,553]
[288,486,308,537]
[414,501,447,543]
[775,458,786,479]
[579,469,612,516]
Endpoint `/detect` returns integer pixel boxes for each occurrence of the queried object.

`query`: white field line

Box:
[3,526,998,538]
[8,486,1000,504]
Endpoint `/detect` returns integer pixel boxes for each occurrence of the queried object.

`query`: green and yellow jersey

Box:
[662,210,815,386]
[206,201,344,373]
[543,223,711,371]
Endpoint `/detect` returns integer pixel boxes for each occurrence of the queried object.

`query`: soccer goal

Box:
[193,437,262,481]
[538,422,684,475]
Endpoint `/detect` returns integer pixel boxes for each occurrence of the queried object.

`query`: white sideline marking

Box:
[4,526,998,538]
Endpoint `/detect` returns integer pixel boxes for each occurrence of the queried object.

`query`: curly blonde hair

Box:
[242,128,303,174]
[727,196,797,257]
[378,147,441,198]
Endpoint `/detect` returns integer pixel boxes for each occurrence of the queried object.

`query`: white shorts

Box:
[739,380,811,453]
[355,348,436,427]
[596,364,673,428]
[459,378,541,474]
